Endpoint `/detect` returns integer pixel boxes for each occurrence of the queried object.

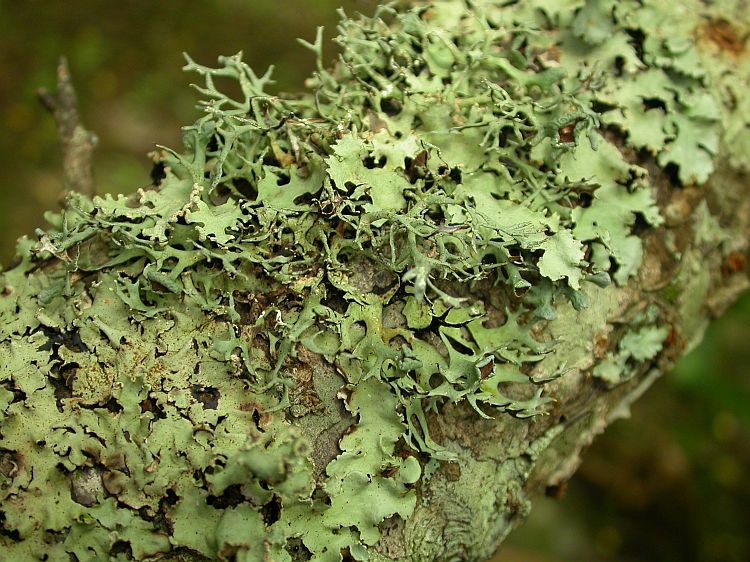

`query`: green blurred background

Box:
[0,2,748,560]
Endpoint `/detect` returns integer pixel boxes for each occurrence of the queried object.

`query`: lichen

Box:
[1,0,747,560]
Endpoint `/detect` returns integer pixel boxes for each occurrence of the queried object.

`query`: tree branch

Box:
[37,56,98,199]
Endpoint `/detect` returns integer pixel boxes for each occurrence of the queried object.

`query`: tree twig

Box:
[37,57,98,199]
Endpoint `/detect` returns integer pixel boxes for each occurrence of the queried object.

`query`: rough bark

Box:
[0,2,748,562]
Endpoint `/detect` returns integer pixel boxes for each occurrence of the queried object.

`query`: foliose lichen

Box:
[1,0,747,560]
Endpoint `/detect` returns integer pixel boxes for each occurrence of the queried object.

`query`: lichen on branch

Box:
[1,1,748,561]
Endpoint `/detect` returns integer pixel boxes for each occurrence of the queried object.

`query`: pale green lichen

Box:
[593,324,670,385]
[1,0,746,560]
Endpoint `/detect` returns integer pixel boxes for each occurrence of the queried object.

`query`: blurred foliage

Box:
[0,1,747,561]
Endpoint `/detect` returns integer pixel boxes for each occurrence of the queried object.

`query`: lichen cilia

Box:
[1,0,742,560]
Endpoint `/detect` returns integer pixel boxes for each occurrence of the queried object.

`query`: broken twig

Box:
[38,57,98,199]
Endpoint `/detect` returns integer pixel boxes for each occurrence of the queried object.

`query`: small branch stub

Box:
[38,56,98,199]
